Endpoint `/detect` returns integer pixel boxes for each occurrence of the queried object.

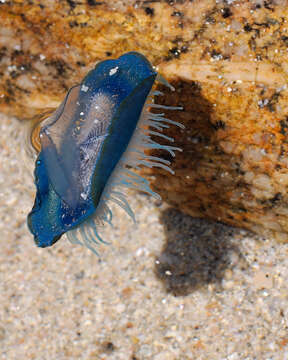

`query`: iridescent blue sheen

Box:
[28,52,157,247]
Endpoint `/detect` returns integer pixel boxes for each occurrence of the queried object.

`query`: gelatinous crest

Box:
[27,52,183,254]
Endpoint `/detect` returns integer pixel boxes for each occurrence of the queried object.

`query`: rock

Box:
[1,0,288,240]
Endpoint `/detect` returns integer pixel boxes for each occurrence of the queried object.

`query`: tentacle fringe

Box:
[67,81,183,254]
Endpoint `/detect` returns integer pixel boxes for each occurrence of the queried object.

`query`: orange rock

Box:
[1,1,288,240]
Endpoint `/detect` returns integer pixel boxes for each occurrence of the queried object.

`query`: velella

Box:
[27,52,183,254]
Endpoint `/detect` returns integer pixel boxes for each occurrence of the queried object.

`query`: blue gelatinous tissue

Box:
[27,52,183,254]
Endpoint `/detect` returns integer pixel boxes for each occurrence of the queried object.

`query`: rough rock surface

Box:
[1,0,288,240]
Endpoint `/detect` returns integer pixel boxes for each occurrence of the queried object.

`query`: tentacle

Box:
[67,74,182,254]
[156,73,175,91]
[80,226,100,256]
[108,191,136,222]
[86,219,110,245]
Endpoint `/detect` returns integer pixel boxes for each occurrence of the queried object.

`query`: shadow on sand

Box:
[155,208,245,296]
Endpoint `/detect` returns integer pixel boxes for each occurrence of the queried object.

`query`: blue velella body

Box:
[28,52,183,253]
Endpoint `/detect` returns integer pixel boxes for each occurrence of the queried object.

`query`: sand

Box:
[0,112,288,359]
